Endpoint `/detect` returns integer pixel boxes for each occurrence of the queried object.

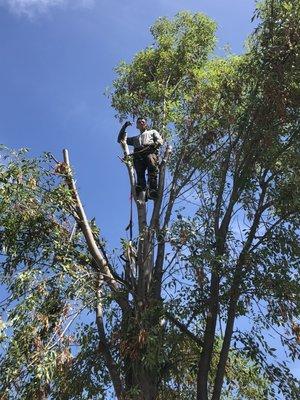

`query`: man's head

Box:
[136,117,148,132]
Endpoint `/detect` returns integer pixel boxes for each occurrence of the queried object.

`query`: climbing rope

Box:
[125,193,133,242]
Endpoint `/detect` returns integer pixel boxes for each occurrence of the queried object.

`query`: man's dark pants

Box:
[133,152,158,195]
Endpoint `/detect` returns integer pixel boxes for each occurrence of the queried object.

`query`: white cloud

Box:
[0,0,95,18]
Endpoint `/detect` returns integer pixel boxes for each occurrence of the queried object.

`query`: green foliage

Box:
[111,11,216,132]
[0,149,108,399]
[158,336,270,400]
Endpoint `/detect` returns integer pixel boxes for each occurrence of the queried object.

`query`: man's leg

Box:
[146,153,159,199]
[133,156,147,195]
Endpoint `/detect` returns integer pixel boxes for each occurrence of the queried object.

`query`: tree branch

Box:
[212,175,271,400]
[62,149,124,298]
[165,311,203,347]
[96,280,124,399]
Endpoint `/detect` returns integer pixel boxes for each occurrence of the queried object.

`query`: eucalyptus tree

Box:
[0,1,299,400]
[111,1,300,398]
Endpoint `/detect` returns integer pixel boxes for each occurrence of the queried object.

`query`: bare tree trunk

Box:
[211,283,239,400]
[138,372,159,400]
[62,149,121,293]
[196,269,220,400]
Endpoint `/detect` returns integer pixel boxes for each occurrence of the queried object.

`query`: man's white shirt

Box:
[126,129,163,149]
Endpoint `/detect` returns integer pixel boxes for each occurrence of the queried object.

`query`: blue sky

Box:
[0,0,257,245]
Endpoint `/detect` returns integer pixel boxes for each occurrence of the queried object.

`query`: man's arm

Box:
[152,130,164,147]
[117,121,132,143]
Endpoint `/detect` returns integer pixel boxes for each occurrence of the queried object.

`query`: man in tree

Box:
[118,117,163,200]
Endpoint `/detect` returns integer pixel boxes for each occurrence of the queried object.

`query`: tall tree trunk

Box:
[196,270,220,400]
[211,289,239,400]
[117,142,171,399]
